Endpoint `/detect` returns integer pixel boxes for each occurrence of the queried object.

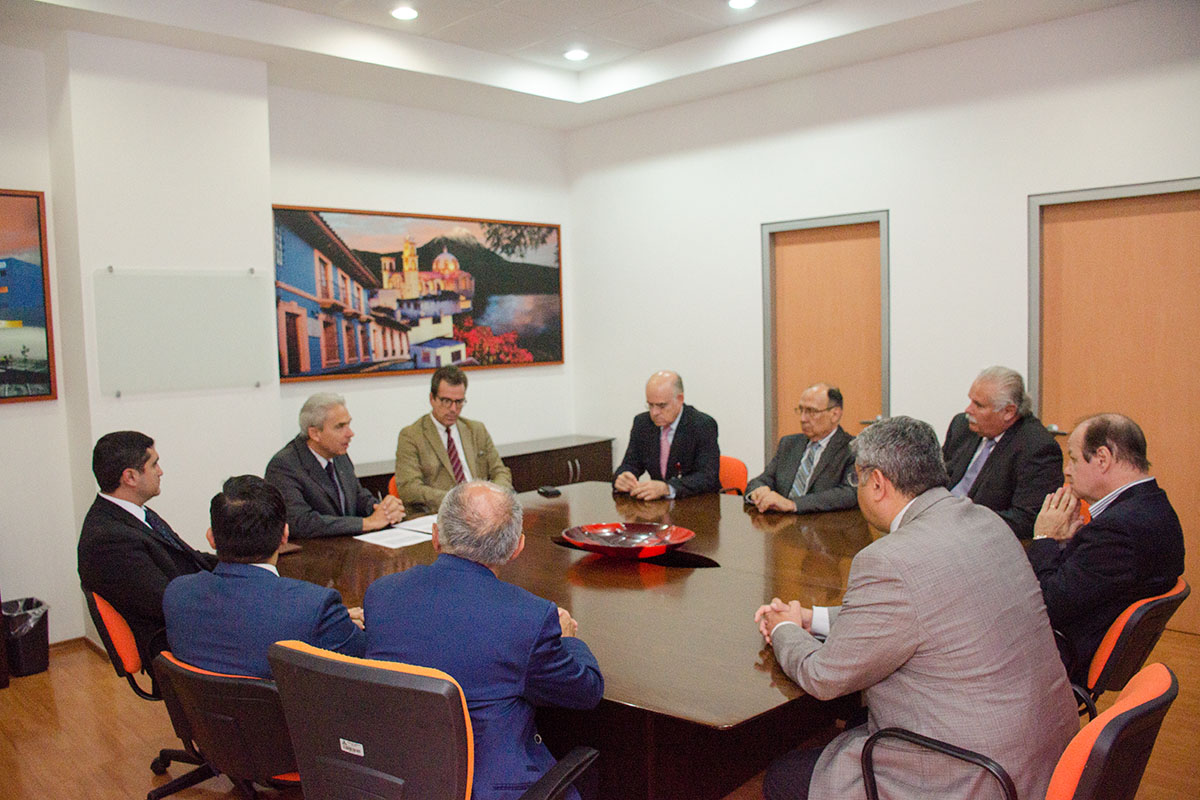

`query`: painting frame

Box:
[0,188,56,403]
[272,204,564,383]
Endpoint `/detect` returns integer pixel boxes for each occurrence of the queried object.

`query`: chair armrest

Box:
[861,728,1016,800]
[1072,682,1098,720]
[518,746,599,800]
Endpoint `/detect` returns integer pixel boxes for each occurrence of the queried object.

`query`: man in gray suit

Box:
[265,393,404,538]
[755,416,1076,800]
[745,383,856,513]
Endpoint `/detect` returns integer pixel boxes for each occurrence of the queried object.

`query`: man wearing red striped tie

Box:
[394,366,513,515]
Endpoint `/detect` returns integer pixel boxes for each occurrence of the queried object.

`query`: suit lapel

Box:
[968,424,1017,498]
[458,420,479,475]
[296,437,341,510]
[666,406,690,471]
[806,428,846,488]
[423,416,456,478]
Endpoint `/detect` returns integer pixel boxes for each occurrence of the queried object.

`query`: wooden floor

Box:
[1,632,1197,800]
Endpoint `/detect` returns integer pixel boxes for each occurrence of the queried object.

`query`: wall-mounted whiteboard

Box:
[94,268,275,396]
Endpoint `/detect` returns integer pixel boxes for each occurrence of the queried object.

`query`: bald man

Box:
[613,370,720,500]
[746,384,856,514]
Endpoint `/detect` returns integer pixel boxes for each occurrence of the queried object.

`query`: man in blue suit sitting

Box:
[164,475,366,678]
[365,480,604,800]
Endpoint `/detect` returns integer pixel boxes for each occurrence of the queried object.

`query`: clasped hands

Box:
[613,471,671,500]
[746,486,797,513]
[365,494,405,531]
[1033,485,1085,542]
[754,597,812,645]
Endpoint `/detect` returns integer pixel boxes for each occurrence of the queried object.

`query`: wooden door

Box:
[1039,188,1200,634]
[768,220,885,450]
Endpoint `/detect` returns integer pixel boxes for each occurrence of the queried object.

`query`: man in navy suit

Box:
[265,392,404,538]
[1029,414,1185,681]
[746,383,856,514]
[164,475,366,678]
[365,481,604,800]
[78,431,217,668]
[613,370,720,499]
[942,366,1063,539]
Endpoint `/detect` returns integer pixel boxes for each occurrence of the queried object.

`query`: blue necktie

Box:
[144,507,186,552]
[951,438,996,497]
[789,444,820,501]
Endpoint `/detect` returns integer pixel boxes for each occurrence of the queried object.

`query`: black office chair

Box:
[268,640,597,800]
[82,589,208,799]
[153,652,299,799]
[861,663,1178,800]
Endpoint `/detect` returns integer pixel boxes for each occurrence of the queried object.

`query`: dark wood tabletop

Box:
[278,480,878,730]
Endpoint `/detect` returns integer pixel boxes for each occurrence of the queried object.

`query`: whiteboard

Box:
[94,268,275,396]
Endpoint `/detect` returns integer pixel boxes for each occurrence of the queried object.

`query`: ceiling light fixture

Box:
[728,0,757,9]
[390,6,418,21]
[564,48,590,62]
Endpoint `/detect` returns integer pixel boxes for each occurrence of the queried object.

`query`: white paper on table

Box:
[354,528,432,549]
[394,514,437,534]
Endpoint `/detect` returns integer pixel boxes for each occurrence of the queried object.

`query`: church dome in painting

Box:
[432,246,460,274]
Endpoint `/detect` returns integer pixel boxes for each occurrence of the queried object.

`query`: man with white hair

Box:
[365,481,603,800]
[264,392,404,538]
[941,366,1063,539]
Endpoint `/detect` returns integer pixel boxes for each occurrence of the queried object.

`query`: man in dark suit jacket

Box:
[746,383,856,513]
[365,481,603,800]
[1028,414,1185,681]
[942,366,1063,539]
[613,370,720,499]
[164,475,365,678]
[78,431,217,667]
[265,392,404,538]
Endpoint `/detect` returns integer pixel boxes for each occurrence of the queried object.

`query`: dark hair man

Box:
[1029,413,1185,680]
[163,475,365,678]
[265,392,404,537]
[746,383,856,513]
[754,416,1076,800]
[941,366,1064,538]
[393,366,512,515]
[78,431,217,667]
[365,480,602,800]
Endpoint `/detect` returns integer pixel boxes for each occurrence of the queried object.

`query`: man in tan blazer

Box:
[394,366,512,515]
[755,416,1077,800]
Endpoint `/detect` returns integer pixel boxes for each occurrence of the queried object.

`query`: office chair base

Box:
[151,746,205,775]
[147,763,218,800]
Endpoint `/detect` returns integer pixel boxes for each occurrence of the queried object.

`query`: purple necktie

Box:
[446,426,467,484]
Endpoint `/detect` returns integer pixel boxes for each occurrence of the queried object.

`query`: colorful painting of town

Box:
[0,190,56,403]
[273,206,562,381]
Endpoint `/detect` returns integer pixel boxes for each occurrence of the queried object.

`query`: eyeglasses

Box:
[795,405,836,417]
[434,397,467,408]
[848,466,872,488]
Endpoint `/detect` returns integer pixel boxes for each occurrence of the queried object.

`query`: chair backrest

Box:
[84,588,160,699]
[1087,578,1190,693]
[154,652,297,784]
[268,640,473,800]
[387,475,399,498]
[719,456,748,495]
[1046,662,1178,800]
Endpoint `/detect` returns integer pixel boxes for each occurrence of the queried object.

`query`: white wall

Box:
[566,0,1200,468]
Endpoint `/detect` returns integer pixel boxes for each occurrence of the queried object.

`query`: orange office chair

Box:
[153,652,299,799]
[861,662,1178,800]
[719,456,748,495]
[1071,577,1189,719]
[267,640,597,800]
[388,475,399,498]
[83,590,208,799]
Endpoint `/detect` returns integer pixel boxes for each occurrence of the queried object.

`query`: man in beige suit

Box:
[755,416,1076,800]
[394,366,512,515]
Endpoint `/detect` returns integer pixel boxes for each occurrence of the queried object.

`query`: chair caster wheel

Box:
[151,756,169,775]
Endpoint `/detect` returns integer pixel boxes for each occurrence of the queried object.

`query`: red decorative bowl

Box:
[561,523,695,559]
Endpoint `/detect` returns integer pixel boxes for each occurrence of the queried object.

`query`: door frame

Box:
[760,211,890,459]
[1027,176,1200,410]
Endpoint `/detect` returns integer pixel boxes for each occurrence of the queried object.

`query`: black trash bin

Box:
[2,598,50,677]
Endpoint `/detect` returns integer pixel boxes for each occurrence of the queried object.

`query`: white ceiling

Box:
[1,0,1134,128]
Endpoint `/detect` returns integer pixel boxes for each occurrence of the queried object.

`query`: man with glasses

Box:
[613,370,720,499]
[754,416,1076,800]
[746,383,856,513]
[266,392,404,537]
[394,366,512,515]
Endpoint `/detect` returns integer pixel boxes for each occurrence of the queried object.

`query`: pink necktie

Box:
[659,427,670,479]
[446,426,467,484]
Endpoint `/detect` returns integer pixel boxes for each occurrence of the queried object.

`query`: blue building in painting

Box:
[0,257,46,327]
[273,209,410,377]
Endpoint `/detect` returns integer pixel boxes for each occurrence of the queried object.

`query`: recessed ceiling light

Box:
[564,48,590,62]
[728,0,757,9]
[391,6,418,21]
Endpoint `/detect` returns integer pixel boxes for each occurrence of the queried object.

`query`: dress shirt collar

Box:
[306,445,331,469]
[661,410,682,439]
[1088,476,1155,519]
[99,492,147,525]
[890,496,919,533]
[249,562,279,576]
[431,414,474,482]
[808,425,838,454]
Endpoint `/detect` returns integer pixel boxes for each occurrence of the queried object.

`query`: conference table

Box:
[278,481,878,800]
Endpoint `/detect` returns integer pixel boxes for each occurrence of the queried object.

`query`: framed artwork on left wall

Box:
[0,189,56,403]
